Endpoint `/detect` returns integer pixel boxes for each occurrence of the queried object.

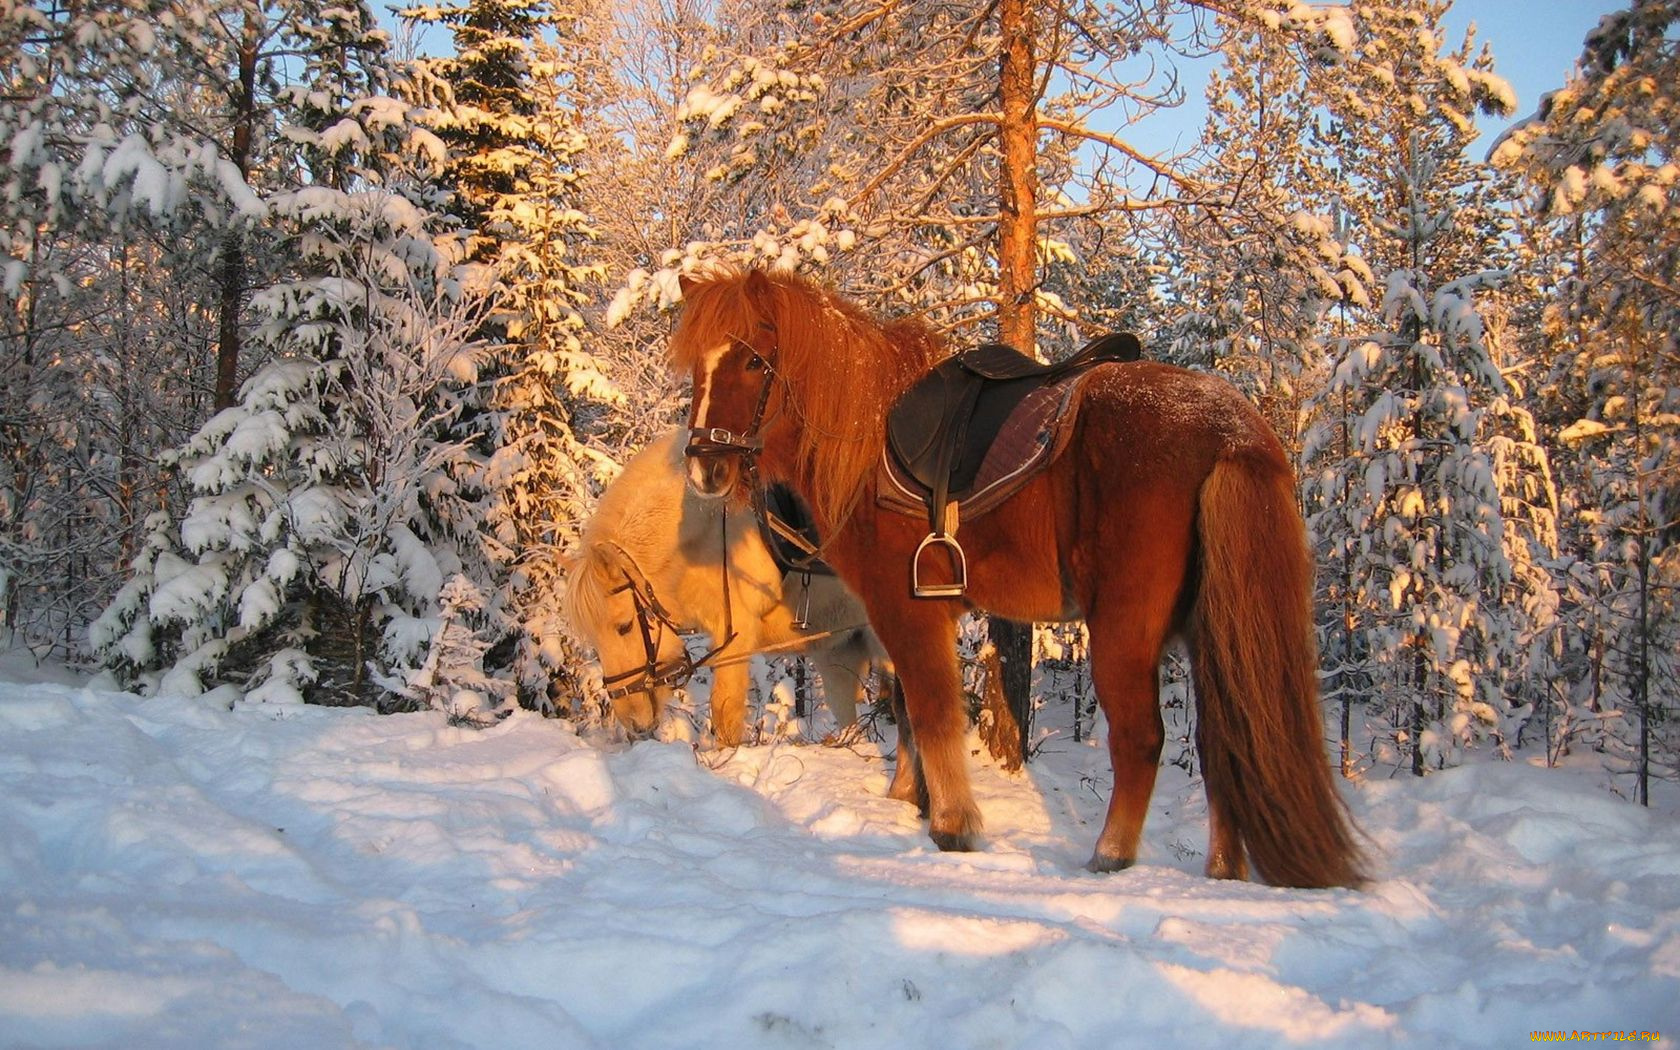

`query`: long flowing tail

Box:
[1192,452,1367,889]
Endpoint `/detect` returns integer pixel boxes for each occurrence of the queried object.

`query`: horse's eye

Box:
[614,622,634,637]
[745,354,765,372]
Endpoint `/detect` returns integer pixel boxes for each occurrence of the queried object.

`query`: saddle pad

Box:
[876,368,1090,522]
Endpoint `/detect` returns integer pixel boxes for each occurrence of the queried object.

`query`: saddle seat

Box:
[879,332,1142,597]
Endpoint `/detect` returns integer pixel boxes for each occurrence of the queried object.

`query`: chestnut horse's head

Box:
[670,270,783,503]
[668,267,944,530]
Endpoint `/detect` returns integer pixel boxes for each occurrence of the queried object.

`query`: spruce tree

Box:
[404,0,617,710]
[91,9,506,710]
[1301,0,1555,774]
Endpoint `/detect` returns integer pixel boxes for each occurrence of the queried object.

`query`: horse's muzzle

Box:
[612,692,663,740]
[685,451,739,499]
[684,427,758,500]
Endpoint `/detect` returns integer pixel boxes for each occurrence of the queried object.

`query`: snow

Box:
[0,654,1674,1050]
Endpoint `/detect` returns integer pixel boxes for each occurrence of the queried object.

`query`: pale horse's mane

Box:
[669,269,945,530]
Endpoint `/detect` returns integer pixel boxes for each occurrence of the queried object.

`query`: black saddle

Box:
[884,332,1142,597]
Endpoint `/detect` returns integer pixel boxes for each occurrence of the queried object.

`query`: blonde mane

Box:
[561,431,687,645]
[669,270,945,529]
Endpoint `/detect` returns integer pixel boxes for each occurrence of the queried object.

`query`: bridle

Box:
[682,335,850,582]
[684,337,778,466]
[596,524,737,707]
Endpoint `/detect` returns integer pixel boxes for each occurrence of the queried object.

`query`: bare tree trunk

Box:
[214,15,261,411]
[987,0,1039,761]
[1630,375,1651,807]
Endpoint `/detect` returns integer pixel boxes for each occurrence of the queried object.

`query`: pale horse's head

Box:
[562,542,690,738]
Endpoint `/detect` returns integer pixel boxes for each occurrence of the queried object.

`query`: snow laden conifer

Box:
[1161,20,1366,452]
[1301,0,1558,775]
[1494,0,1680,802]
[92,185,498,708]
[402,0,618,710]
[1,0,274,650]
[91,27,506,712]
[3,0,450,656]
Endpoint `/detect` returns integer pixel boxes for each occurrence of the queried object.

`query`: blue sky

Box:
[1126,0,1625,159]
[389,0,1628,166]
[1443,0,1622,138]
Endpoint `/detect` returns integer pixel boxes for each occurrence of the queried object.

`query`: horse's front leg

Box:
[709,656,752,748]
[869,602,979,850]
[809,635,873,727]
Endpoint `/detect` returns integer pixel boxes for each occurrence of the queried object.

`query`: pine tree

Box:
[1494,0,1680,802]
[92,180,496,705]
[403,0,618,711]
[1163,20,1363,451]
[90,11,507,709]
[399,573,515,723]
[3,0,465,658]
[1300,0,1555,775]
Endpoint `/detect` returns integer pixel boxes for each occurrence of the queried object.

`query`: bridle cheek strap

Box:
[595,513,741,706]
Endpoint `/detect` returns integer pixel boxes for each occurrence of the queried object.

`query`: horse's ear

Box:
[743,269,777,327]
[559,549,580,573]
[678,273,697,299]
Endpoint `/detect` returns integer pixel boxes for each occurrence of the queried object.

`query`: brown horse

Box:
[669,268,1365,889]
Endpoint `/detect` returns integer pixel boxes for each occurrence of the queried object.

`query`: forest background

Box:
[1,0,1674,801]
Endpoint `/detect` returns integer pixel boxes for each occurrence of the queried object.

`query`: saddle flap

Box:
[885,363,976,486]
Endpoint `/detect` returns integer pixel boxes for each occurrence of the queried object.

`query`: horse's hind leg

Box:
[1084,636,1166,872]
[1198,717,1249,880]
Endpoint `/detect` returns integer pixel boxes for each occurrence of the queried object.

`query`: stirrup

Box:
[912,532,967,598]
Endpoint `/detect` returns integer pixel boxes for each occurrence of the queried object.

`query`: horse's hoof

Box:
[930,829,975,852]
[1086,852,1135,874]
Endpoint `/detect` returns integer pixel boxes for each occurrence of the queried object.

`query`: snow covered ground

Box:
[1,655,1675,1049]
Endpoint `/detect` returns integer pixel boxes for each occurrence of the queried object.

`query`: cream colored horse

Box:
[563,430,883,747]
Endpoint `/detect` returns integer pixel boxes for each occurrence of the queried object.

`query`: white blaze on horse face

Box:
[687,340,731,493]
[690,339,731,430]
